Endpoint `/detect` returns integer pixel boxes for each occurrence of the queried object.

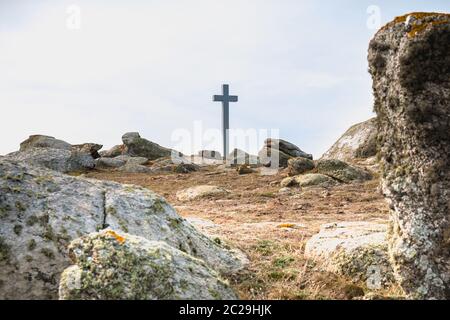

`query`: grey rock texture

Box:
[305,222,394,287]
[19,135,72,151]
[199,150,222,160]
[122,132,173,160]
[227,149,259,168]
[8,135,102,173]
[316,159,372,183]
[281,173,337,189]
[369,12,450,299]
[287,157,315,176]
[259,139,312,168]
[0,159,245,299]
[59,230,237,300]
[6,148,95,173]
[321,118,378,162]
[99,144,125,158]
[95,157,128,169]
[71,143,103,159]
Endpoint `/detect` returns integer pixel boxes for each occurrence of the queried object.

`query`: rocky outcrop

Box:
[259,139,312,168]
[122,132,173,160]
[227,149,259,168]
[0,159,245,299]
[59,230,237,300]
[71,143,102,159]
[316,159,372,183]
[6,148,96,173]
[99,144,125,158]
[7,135,102,173]
[369,12,450,299]
[176,185,230,201]
[305,222,394,287]
[287,157,315,176]
[19,135,72,151]
[199,150,222,160]
[321,118,378,163]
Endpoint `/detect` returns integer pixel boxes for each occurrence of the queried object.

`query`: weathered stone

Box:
[71,143,103,159]
[95,157,127,169]
[99,144,125,158]
[265,138,313,159]
[173,163,199,174]
[280,173,337,188]
[176,185,230,201]
[6,148,95,173]
[227,149,259,168]
[258,146,292,168]
[19,135,71,151]
[117,163,153,174]
[369,12,450,299]
[316,159,372,183]
[236,165,255,175]
[321,118,378,162]
[0,159,245,299]
[305,222,394,287]
[122,132,172,160]
[199,150,222,160]
[287,157,315,176]
[125,156,149,166]
[59,230,237,300]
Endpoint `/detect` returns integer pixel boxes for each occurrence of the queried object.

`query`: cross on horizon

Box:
[213,84,238,159]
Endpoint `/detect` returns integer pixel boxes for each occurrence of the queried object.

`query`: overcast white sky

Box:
[1,0,449,157]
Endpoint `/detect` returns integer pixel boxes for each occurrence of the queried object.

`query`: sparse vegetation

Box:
[85,163,396,299]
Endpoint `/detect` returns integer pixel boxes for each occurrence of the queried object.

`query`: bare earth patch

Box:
[84,165,402,300]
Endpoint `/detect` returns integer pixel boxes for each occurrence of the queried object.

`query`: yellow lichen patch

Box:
[378,12,450,36]
[277,223,297,229]
[105,230,126,244]
[408,18,449,38]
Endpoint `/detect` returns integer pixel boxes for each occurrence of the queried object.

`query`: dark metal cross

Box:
[213,84,238,159]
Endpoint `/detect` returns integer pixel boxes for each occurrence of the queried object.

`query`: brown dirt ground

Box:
[85,165,403,300]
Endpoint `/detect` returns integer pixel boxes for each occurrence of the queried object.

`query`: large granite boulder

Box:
[227,149,259,168]
[287,157,315,176]
[6,148,96,173]
[7,135,102,173]
[259,139,312,168]
[316,159,372,183]
[305,222,394,288]
[369,12,450,299]
[59,230,237,300]
[122,132,173,160]
[19,135,72,151]
[321,118,378,162]
[0,159,245,299]
[199,150,222,160]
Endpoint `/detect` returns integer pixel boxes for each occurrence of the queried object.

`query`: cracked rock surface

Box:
[0,159,245,299]
[369,12,450,299]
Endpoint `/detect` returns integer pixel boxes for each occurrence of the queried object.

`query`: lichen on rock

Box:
[369,12,450,299]
[59,230,238,300]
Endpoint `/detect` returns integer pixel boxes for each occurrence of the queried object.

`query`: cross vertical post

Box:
[213,84,238,160]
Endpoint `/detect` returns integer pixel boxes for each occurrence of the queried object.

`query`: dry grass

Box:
[85,164,401,300]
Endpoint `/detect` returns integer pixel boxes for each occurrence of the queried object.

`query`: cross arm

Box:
[213,95,224,102]
[228,95,238,102]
